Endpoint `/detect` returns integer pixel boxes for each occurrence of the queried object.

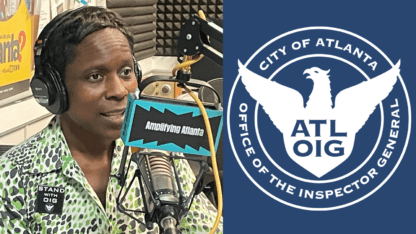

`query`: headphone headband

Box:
[31,6,142,115]
[34,7,89,75]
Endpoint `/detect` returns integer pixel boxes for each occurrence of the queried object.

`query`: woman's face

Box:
[63,28,138,142]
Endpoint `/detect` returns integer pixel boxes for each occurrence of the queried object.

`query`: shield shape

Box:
[283,118,355,178]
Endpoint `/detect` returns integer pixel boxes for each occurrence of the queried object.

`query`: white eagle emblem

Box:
[239,60,401,177]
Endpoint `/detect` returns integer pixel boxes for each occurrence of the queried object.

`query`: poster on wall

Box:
[0,0,104,101]
[0,0,39,100]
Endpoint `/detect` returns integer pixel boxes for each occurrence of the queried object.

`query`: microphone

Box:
[116,78,220,233]
[143,149,180,234]
[116,148,209,234]
[147,152,177,205]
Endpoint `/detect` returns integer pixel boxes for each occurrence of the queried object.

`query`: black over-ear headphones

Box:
[30,7,142,115]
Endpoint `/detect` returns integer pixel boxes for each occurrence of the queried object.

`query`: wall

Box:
[0,56,178,146]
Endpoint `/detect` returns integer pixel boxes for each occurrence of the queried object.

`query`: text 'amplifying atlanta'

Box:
[145,121,204,137]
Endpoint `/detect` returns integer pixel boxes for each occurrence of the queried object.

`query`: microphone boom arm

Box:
[177,15,223,66]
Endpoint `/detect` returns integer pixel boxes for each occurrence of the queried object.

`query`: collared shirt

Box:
[0,117,222,234]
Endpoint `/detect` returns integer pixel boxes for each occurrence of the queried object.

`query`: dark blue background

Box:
[223,1,415,233]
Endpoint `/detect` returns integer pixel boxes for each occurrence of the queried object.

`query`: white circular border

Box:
[227,26,412,211]
[254,54,384,184]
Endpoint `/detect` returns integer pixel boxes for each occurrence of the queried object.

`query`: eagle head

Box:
[303,67,330,80]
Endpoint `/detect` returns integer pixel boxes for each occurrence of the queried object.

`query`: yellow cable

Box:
[172,55,204,76]
[183,84,222,234]
[198,10,207,20]
[173,11,222,232]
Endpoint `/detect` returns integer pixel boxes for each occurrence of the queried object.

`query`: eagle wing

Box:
[334,60,400,134]
[238,60,305,134]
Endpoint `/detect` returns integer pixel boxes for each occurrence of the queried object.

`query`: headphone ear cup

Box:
[43,64,68,114]
[30,75,52,107]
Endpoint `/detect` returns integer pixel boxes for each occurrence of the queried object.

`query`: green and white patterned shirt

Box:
[0,117,222,234]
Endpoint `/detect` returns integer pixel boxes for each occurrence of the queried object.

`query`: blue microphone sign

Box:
[121,95,223,156]
[227,27,411,210]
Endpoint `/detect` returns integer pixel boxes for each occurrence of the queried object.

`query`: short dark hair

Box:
[41,6,134,80]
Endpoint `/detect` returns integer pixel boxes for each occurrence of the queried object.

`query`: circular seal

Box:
[228,27,411,210]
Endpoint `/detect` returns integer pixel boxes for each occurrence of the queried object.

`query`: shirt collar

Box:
[20,116,126,177]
